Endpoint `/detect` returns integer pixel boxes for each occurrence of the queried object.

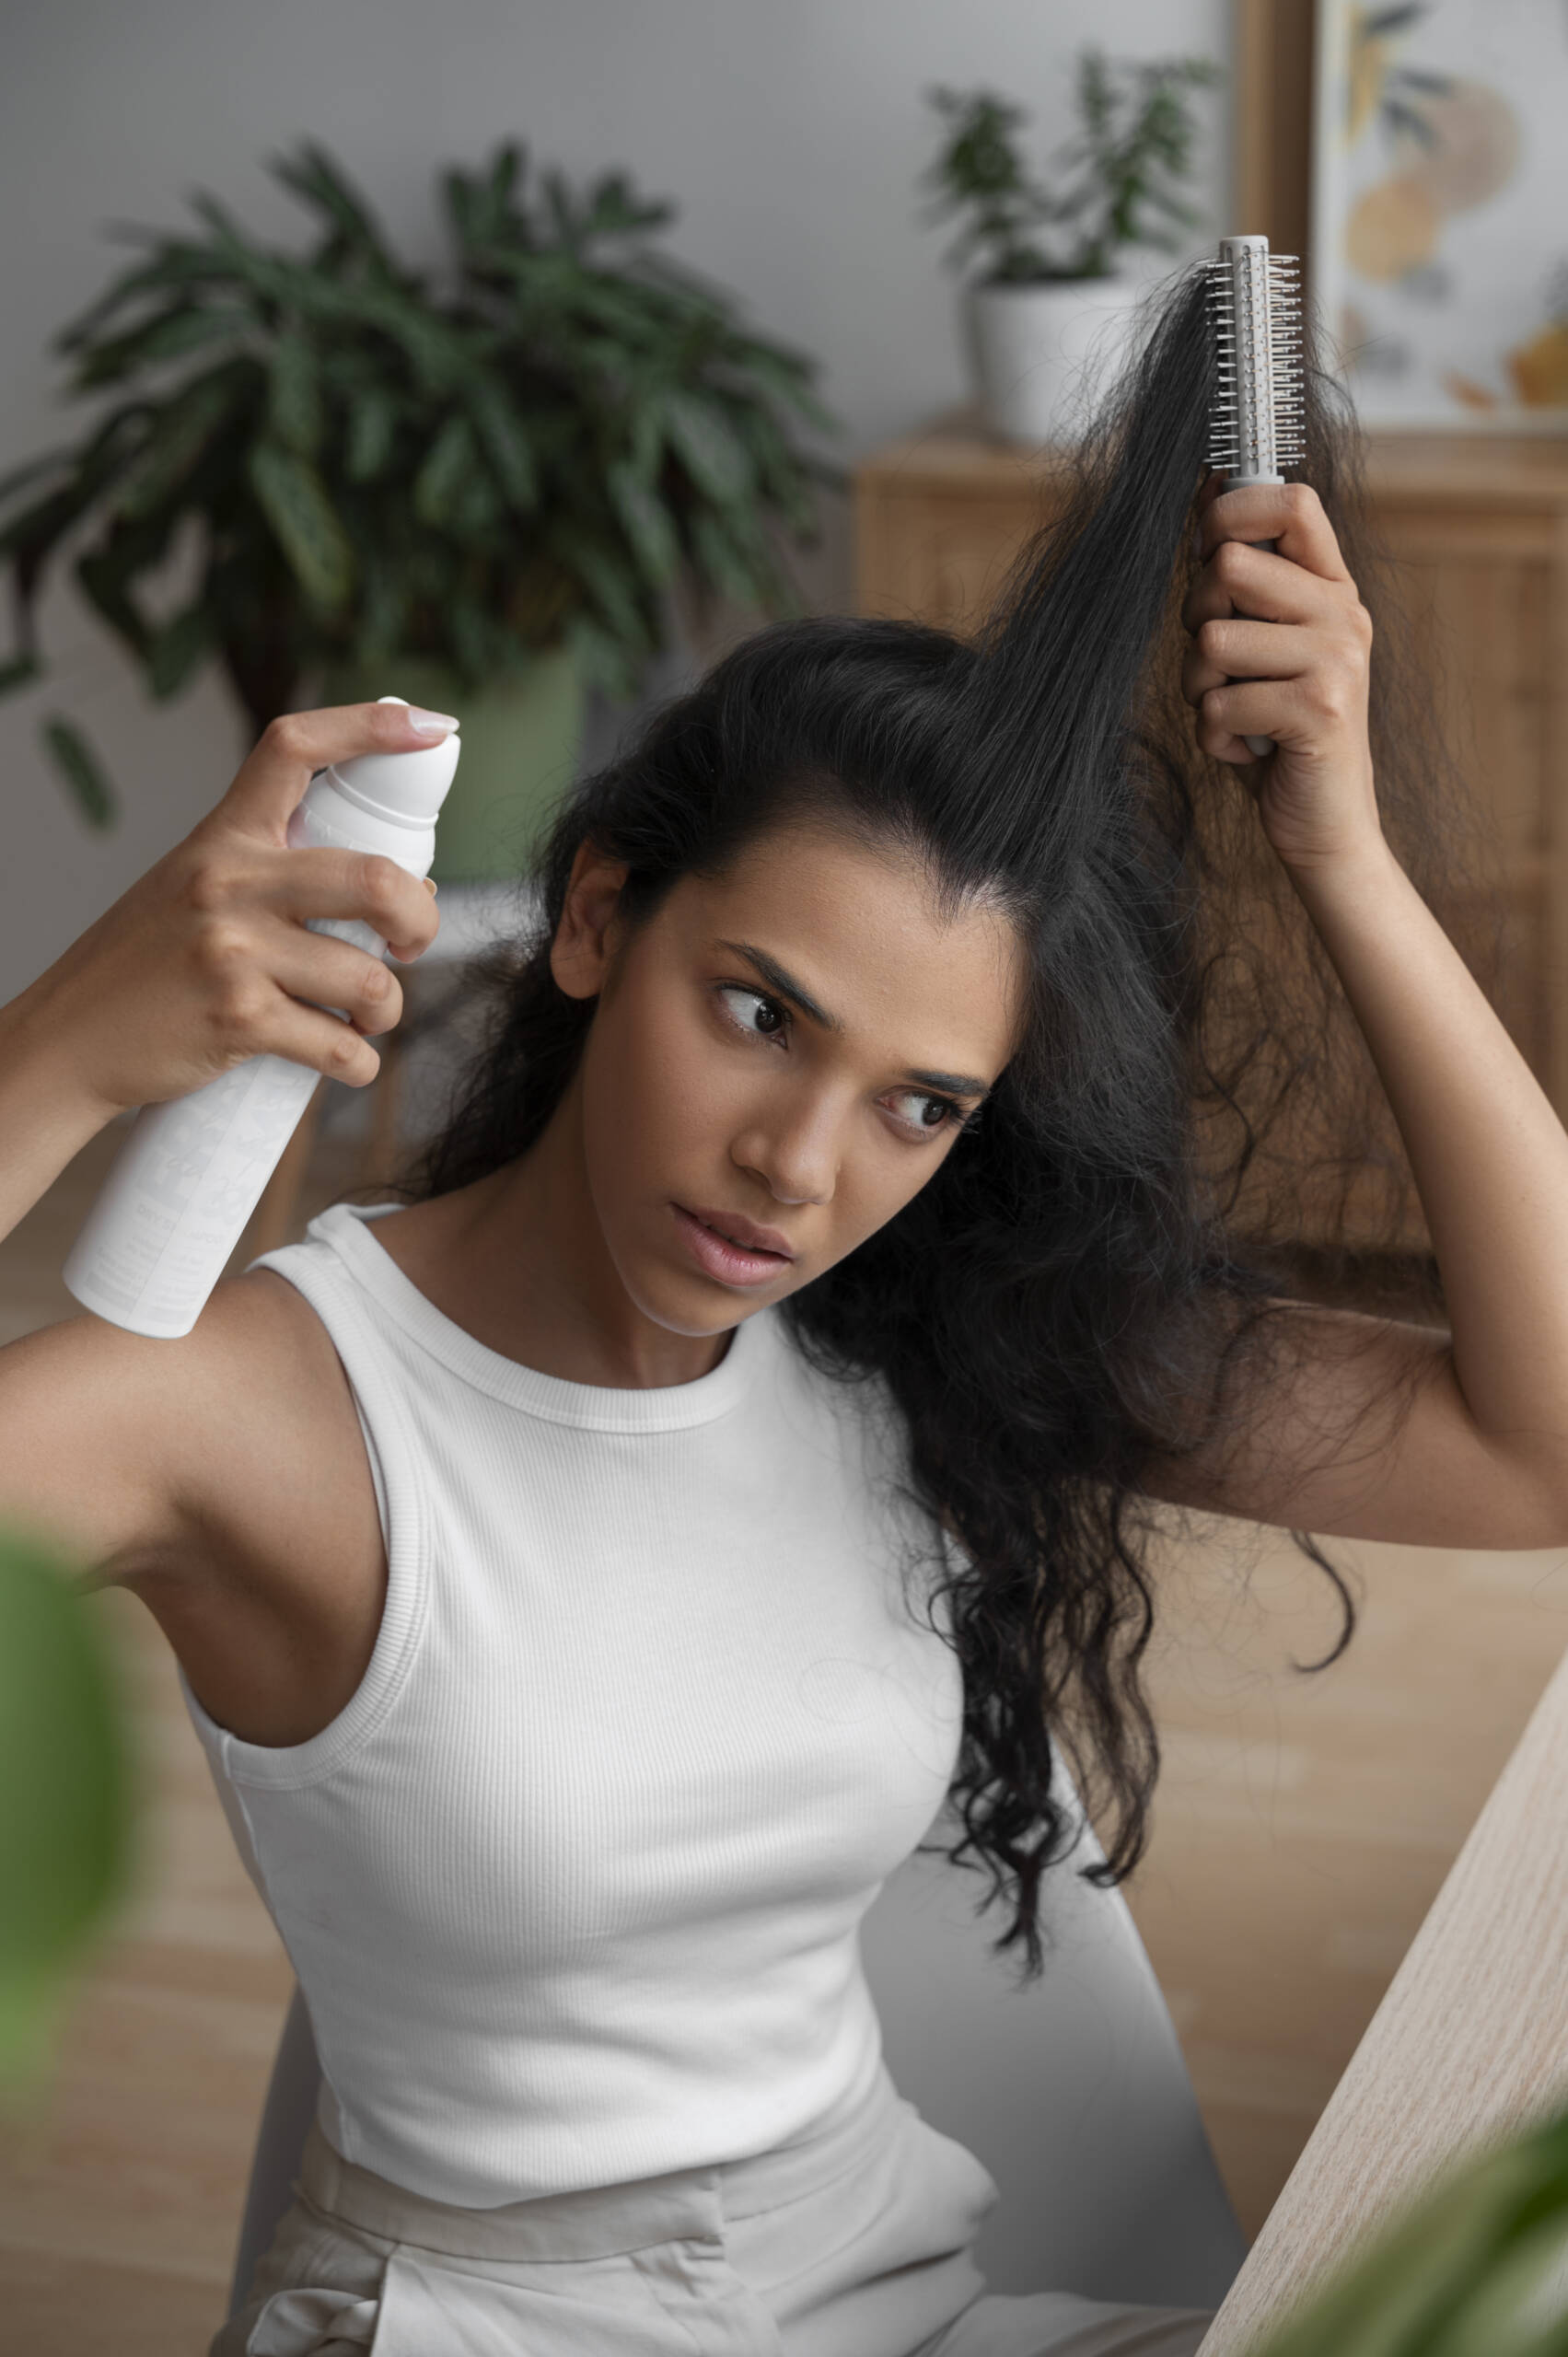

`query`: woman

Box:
[4,268,1564,2356]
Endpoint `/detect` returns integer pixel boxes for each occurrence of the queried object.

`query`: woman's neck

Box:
[369,1076,734,1391]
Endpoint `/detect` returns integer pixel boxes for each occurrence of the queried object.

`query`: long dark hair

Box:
[368,264,1504,1980]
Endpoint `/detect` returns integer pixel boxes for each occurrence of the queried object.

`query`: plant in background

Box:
[1248,2102,1568,2356]
[0,143,835,828]
[925,50,1223,285]
[0,1527,135,2094]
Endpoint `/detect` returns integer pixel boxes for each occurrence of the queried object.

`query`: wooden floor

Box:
[5,1119,1568,2352]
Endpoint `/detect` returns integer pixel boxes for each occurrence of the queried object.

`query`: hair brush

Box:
[1204,232,1305,759]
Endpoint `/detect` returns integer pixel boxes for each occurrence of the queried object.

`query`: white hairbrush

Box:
[1204,234,1305,759]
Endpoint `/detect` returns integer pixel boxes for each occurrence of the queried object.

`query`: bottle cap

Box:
[324,696,461,827]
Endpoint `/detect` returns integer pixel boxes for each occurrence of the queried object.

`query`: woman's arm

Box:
[0,993,119,1244]
[0,702,438,1573]
[1140,478,1568,1548]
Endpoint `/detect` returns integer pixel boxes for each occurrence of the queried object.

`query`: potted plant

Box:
[0,143,834,880]
[923,52,1223,447]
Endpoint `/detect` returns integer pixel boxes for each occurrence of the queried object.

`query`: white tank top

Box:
[182,1199,966,2206]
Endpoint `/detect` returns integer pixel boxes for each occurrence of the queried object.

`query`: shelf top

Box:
[856,410,1568,505]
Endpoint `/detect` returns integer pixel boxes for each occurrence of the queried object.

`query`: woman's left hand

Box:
[1180,474,1381,873]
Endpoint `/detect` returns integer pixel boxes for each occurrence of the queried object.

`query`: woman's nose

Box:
[731,1100,841,1207]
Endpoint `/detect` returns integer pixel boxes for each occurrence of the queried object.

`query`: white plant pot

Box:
[967,276,1144,447]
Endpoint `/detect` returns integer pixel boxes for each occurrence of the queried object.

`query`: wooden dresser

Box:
[854,419,1568,1121]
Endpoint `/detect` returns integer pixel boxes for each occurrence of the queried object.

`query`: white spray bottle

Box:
[63,698,460,1340]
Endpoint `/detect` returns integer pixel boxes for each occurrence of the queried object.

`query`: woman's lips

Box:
[671,1204,794,1288]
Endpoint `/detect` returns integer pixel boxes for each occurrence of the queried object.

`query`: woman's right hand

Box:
[14,703,450,1117]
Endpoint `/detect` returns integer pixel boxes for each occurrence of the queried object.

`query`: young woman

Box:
[5,271,1567,2357]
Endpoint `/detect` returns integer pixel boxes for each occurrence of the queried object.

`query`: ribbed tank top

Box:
[181,1200,967,2206]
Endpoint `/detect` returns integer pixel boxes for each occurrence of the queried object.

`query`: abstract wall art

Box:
[1311,2,1568,428]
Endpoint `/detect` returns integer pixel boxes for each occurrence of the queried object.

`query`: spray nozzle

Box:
[325,694,462,826]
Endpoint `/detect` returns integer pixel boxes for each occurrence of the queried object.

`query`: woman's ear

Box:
[550,837,633,1002]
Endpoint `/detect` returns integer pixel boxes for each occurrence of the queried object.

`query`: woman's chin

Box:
[619,1229,790,1337]
[611,1242,753,1341]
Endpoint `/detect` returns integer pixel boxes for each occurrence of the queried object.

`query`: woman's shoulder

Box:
[203,1258,385,1595]
[120,1260,390,1747]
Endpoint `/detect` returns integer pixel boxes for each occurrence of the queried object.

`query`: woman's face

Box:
[551,817,1027,1339]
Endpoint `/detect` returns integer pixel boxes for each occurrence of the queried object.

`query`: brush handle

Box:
[1241,532,1278,759]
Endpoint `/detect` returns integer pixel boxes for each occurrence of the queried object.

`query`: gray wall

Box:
[1,0,1229,1007]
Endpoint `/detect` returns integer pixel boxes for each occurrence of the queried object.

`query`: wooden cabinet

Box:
[854,419,1568,1123]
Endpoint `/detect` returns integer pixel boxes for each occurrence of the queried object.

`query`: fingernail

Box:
[424,877,438,895]
[408,708,459,737]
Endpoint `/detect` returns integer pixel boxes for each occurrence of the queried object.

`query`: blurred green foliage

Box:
[0,141,837,828]
[1247,2105,1568,2357]
[0,1527,135,2094]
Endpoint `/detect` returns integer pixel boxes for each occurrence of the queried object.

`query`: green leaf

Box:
[0,482,104,578]
[464,377,537,512]
[54,241,245,355]
[451,466,503,540]
[345,284,470,395]
[661,391,753,505]
[412,413,480,528]
[114,367,250,520]
[73,302,252,389]
[447,592,504,682]
[579,168,676,241]
[689,506,767,608]
[552,523,652,655]
[444,145,528,254]
[0,1527,134,2090]
[1424,2210,1568,2357]
[41,715,118,830]
[269,143,393,268]
[0,448,82,513]
[74,512,179,661]
[563,609,639,700]
[607,461,680,588]
[625,400,665,485]
[351,554,409,662]
[488,141,525,206]
[345,388,399,482]
[248,441,354,612]
[729,404,819,530]
[1250,2111,1568,2357]
[266,334,324,457]
[0,412,152,612]
[721,343,837,436]
[145,599,214,698]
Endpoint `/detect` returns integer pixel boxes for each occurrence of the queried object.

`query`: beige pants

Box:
[215,2064,1213,2357]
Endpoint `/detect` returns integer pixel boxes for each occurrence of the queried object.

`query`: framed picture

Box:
[1310,1,1568,430]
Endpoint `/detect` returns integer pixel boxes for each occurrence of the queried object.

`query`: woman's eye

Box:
[716,984,788,1041]
[887,1090,965,1139]
[715,986,971,1142]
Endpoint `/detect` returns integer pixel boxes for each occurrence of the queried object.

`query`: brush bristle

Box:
[1203,241,1304,479]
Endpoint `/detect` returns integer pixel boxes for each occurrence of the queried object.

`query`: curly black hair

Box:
[366,263,1505,1980]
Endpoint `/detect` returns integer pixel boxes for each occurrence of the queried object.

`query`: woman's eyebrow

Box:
[714,938,993,1100]
[907,1068,993,1100]
[717,939,842,1029]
